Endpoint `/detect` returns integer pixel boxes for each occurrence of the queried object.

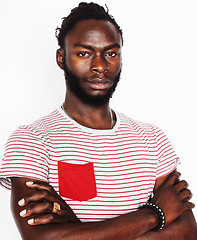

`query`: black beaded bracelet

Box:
[140,202,165,231]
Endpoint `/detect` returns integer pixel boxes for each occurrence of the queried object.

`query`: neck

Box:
[63,91,114,130]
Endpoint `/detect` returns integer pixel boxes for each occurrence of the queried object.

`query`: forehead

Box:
[65,19,122,48]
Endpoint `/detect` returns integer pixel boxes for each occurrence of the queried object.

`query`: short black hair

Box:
[56,2,123,49]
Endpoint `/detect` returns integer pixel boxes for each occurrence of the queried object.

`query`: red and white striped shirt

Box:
[0,108,179,222]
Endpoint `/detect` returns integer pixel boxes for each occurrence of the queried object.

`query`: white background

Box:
[0,0,196,239]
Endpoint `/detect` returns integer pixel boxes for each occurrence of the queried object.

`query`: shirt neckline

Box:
[59,106,120,135]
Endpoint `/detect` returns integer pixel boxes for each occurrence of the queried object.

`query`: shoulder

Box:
[117,111,160,135]
[9,108,62,145]
[116,111,172,147]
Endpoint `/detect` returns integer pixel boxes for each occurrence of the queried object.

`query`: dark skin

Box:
[11,172,196,239]
[57,20,122,130]
[10,19,197,239]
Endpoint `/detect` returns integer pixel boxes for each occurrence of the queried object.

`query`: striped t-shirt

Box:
[0,107,179,222]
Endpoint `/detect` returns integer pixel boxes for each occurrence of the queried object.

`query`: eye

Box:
[106,52,118,57]
[77,52,92,57]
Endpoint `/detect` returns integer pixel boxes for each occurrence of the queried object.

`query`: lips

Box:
[87,78,111,90]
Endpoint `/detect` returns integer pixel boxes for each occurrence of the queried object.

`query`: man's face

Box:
[62,19,122,106]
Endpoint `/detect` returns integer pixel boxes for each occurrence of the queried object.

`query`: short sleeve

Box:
[0,126,50,190]
[154,126,180,179]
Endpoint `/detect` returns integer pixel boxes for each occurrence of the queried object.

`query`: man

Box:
[0,2,196,239]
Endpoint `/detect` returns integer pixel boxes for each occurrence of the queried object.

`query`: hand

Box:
[151,172,195,226]
[18,181,79,225]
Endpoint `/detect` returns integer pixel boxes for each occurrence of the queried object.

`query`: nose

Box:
[91,56,108,73]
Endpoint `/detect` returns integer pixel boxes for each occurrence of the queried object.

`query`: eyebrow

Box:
[104,43,121,51]
[74,43,121,52]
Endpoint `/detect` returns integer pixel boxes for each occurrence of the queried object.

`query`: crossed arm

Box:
[10,171,197,240]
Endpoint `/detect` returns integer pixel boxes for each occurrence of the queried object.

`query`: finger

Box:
[183,201,195,210]
[27,213,64,225]
[19,201,53,218]
[27,214,55,225]
[174,180,188,192]
[26,181,56,195]
[180,189,193,201]
[18,189,57,206]
[163,171,181,186]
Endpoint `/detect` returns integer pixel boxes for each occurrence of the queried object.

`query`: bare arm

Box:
[11,177,159,240]
[11,172,194,240]
[135,173,197,239]
[135,210,197,240]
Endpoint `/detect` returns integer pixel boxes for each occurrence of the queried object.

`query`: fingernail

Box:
[19,209,27,217]
[28,218,34,225]
[18,198,25,206]
[26,181,34,187]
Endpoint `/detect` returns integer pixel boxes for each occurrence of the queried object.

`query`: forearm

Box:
[13,207,158,240]
[11,177,159,240]
[135,210,197,240]
[12,173,196,240]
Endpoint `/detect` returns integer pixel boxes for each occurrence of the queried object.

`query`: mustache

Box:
[87,73,114,81]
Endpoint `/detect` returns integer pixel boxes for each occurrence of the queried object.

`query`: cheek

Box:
[108,59,122,76]
[66,56,90,77]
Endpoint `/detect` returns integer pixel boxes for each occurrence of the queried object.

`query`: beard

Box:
[63,56,121,107]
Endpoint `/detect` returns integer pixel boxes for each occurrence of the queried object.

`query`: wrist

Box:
[139,203,165,231]
[140,207,159,227]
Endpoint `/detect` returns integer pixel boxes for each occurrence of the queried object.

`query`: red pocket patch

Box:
[58,161,97,201]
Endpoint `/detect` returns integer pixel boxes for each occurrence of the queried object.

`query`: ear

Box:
[56,48,64,70]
